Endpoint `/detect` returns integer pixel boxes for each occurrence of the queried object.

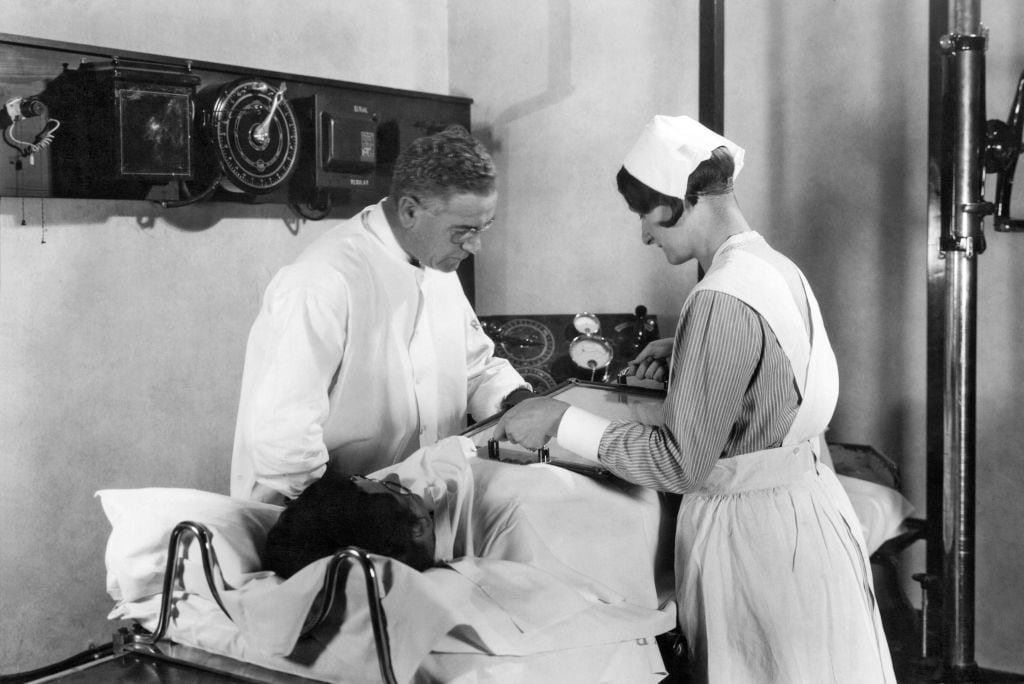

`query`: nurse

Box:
[494,115,896,683]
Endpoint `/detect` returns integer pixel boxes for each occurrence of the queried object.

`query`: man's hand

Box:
[493,397,570,450]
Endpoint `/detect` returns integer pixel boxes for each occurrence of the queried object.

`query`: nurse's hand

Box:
[624,338,673,382]
[493,397,570,450]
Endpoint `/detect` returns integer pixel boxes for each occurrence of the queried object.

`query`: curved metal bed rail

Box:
[301,547,397,684]
[117,520,233,649]
[115,521,397,684]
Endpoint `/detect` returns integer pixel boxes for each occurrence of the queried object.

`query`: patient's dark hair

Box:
[616,145,736,227]
[264,471,425,578]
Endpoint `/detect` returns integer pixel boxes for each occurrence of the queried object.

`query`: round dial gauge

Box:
[516,367,557,393]
[496,319,557,366]
[569,333,614,371]
[209,79,300,194]
[573,312,601,335]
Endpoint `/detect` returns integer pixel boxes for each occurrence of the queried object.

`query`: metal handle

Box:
[253,82,286,146]
[116,521,232,649]
[302,548,397,684]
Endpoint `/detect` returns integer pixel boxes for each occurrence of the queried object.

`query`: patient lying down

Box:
[262,435,675,612]
[264,471,437,576]
[99,436,676,682]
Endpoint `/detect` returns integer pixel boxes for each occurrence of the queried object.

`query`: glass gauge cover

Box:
[569,334,614,370]
[573,312,601,335]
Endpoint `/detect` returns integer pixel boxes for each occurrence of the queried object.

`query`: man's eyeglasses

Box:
[408,194,494,245]
[448,223,492,245]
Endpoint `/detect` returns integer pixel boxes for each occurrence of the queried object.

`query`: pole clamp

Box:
[961,201,995,216]
[942,234,986,258]
[938,32,988,54]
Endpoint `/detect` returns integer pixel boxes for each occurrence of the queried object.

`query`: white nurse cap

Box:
[622,115,745,200]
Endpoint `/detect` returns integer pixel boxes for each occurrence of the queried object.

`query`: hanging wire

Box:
[3,118,60,162]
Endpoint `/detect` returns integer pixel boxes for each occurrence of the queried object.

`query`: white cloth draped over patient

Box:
[105,436,674,683]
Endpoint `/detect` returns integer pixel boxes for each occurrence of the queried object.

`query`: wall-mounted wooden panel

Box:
[0,33,472,219]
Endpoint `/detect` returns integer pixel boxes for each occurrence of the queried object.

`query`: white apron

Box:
[675,238,896,683]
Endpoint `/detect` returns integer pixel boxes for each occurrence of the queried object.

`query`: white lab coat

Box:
[231,200,525,503]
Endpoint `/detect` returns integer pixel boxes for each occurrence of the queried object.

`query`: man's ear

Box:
[410,516,432,541]
[395,195,419,229]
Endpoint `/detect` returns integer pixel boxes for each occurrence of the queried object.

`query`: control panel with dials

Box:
[479,307,659,392]
[0,33,471,219]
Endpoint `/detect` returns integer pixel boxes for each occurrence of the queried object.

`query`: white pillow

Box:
[836,475,916,554]
[96,488,283,603]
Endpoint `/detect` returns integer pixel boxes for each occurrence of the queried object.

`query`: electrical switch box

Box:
[290,93,379,209]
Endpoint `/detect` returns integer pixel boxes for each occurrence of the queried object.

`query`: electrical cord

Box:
[3,118,60,159]
[2,96,59,161]
[153,174,224,208]
[289,189,334,220]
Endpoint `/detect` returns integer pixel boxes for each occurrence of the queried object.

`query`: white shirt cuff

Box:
[556,406,612,460]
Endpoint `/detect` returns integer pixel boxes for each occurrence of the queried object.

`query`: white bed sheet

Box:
[99,411,913,683]
[102,437,676,683]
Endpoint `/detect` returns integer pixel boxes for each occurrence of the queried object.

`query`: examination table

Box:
[4,382,917,683]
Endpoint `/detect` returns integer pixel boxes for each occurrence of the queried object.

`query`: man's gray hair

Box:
[389,125,496,204]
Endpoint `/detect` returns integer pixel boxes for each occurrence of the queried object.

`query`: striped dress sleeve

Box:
[597,290,798,494]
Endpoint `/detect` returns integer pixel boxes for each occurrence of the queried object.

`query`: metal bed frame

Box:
[2,522,396,684]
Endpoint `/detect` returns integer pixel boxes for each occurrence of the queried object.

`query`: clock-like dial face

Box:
[569,334,614,371]
[573,312,601,335]
[496,319,557,366]
[210,79,299,194]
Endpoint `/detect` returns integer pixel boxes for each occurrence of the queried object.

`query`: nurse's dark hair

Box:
[389,125,497,206]
[263,471,428,578]
[616,145,736,227]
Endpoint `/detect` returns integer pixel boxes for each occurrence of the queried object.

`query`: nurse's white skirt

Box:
[675,441,897,684]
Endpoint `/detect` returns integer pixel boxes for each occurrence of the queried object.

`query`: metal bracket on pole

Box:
[942,203,992,257]
[938,33,988,54]
[986,69,1024,232]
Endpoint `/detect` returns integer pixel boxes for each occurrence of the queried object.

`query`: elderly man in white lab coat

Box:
[231,126,530,504]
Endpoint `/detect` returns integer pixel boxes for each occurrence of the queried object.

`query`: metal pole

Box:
[924,0,951,660]
[699,0,724,134]
[940,0,985,676]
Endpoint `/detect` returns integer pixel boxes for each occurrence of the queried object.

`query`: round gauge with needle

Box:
[568,333,615,378]
[496,319,557,366]
[573,312,601,335]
